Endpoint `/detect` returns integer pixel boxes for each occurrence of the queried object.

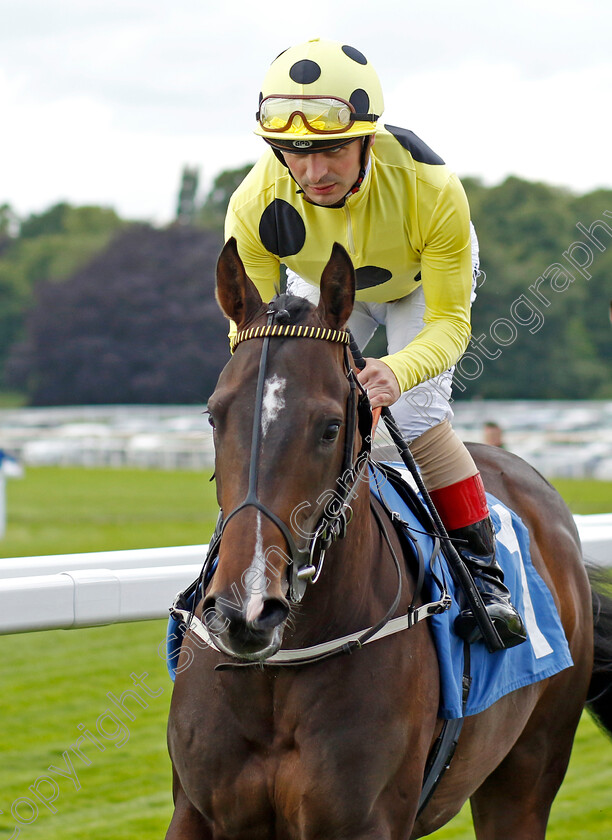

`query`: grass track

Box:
[1,466,219,557]
[0,620,172,839]
[0,468,611,838]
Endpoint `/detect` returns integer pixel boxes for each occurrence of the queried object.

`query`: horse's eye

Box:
[206,412,216,430]
[322,422,341,443]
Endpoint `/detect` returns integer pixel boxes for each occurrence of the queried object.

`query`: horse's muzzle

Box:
[202,592,290,660]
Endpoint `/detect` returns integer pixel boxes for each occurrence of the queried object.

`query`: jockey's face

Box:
[282,138,365,206]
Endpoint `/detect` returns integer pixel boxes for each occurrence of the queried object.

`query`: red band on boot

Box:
[429,473,489,531]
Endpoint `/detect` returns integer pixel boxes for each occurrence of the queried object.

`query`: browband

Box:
[231,323,350,353]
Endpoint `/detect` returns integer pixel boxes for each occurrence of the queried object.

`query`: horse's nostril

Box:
[202,595,215,618]
[203,592,288,636]
[255,597,290,630]
[202,596,230,635]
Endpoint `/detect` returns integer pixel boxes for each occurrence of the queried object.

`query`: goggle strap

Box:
[257,109,379,123]
[349,112,379,122]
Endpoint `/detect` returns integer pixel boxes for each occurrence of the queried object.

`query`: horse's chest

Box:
[180,724,307,837]
[203,734,370,838]
[182,690,398,837]
[172,640,437,837]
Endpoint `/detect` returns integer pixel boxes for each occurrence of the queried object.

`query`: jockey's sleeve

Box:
[379,173,473,393]
[224,206,282,343]
[225,206,281,294]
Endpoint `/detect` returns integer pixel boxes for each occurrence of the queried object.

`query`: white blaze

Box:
[244,375,285,623]
[261,375,286,437]
[245,512,267,623]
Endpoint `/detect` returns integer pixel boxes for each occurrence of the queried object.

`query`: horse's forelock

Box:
[269,293,316,325]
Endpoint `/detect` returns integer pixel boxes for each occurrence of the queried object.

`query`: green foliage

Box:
[197,163,254,230]
[0,390,26,408]
[19,202,124,239]
[2,172,611,403]
[6,225,229,405]
[0,203,19,237]
[460,177,612,400]
[0,203,127,389]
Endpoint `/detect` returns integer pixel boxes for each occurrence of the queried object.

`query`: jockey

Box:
[224,37,527,649]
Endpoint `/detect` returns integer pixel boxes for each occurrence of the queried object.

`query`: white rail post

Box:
[0,451,24,539]
[0,468,5,539]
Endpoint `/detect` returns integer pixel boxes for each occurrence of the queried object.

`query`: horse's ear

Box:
[315,242,355,330]
[216,238,264,328]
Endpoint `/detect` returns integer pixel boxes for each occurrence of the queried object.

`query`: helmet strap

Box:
[271,146,289,169]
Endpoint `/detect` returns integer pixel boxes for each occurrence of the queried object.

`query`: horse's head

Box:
[202,238,366,660]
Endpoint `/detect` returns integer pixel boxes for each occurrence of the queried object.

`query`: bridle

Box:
[171,303,451,668]
[206,307,373,604]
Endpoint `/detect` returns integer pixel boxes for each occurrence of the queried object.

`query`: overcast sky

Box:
[2,0,611,224]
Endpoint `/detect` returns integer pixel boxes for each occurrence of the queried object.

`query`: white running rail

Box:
[0,516,609,636]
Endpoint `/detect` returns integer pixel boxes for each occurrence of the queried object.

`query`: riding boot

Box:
[449,516,527,648]
[429,474,527,650]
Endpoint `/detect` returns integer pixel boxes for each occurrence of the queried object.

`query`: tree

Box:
[3,176,611,405]
[0,203,127,387]
[176,166,200,226]
[0,203,19,239]
[7,225,230,405]
[197,164,254,230]
[459,177,611,400]
[19,202,123,238]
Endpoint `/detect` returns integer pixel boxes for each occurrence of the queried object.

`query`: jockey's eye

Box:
[321,421,341,443]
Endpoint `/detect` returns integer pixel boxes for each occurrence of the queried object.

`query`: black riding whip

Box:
[348,333,504,653]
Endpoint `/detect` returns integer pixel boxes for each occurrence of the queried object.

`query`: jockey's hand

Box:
[357,358,401,408]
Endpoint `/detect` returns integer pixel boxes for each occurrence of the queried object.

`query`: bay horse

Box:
[166,238,612,840]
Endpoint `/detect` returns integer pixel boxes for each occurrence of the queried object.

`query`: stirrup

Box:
[455,602,527,649]
[450,517,527,649]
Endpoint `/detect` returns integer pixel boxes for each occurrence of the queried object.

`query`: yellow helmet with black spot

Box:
[255,38,384,152]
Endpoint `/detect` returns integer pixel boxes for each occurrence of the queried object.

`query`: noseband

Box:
[208,308,372,603]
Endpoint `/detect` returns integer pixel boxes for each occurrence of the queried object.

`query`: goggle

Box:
[257,95,377,135]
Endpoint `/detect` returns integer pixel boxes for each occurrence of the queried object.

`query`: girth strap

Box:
[417,643,472,816]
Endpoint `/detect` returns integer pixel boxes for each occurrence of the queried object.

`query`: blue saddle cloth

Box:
[370,461,573,719]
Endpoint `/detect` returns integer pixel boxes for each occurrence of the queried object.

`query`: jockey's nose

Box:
[304,153,330,183]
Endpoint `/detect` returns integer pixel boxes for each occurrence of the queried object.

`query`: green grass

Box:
[0,390,27,408]
[551,478,612,515]
[0,469,610,838]
[1,466,219,557]
[0,620,172,839]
